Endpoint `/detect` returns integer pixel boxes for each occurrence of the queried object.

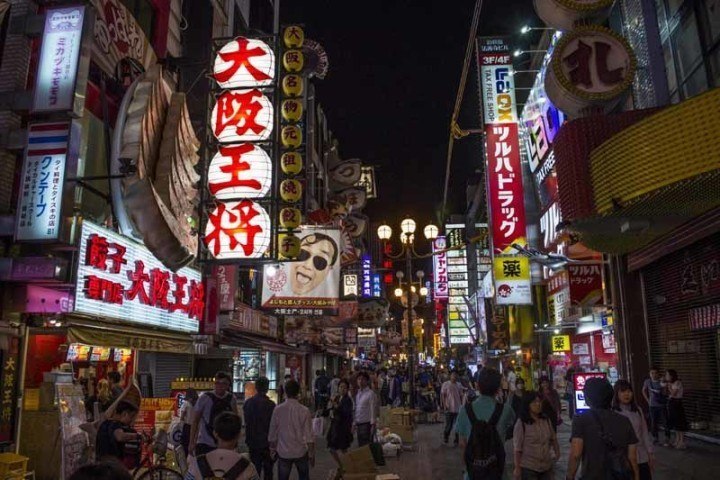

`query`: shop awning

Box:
[220,329,306,356]
[66,316,195,354]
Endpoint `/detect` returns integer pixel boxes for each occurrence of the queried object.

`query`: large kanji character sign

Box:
[213,37,275,89]
[207,144,272,199]
[204,200,271,259]
[211,89,274,143]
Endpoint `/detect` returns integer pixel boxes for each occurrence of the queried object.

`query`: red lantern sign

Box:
[213,37,275,89]
[204,200,271,259]
[207,144,272,200]
[211,89,274,143]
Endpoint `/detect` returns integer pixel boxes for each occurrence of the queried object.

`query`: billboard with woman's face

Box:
[261,228,341,315]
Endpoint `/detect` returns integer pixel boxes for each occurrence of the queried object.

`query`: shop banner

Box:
[477,37,527,255]
[551,335,571,352]
[344,327,358,344]
[261,228,341,315]
[433,236,449,299]
[446,224,473,344]
[493,257,532,305]
[33,7,85,112]
[487,306,510,355]
[322,328,344,347]
[568,264,603,307]
[15,122,70,241]
[225,303,278,338]
[361,254,372,297]
[357,327,376,350]
[573,372,606,413]
[0,339,19,443]
[343,274,358,297]
[74,221,203,333]
[216,265,237,311]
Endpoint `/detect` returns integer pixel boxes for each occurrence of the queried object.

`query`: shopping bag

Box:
[312,416,325,437]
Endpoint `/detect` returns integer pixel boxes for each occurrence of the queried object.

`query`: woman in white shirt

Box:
[612,380,654,480]
[664,369,688,449]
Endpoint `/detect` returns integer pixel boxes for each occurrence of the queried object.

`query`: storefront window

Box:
[232,349,263,394]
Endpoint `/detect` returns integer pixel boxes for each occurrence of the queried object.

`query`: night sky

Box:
[281,0,539,230]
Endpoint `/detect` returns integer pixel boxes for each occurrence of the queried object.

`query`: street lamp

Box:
[377,217,437,409]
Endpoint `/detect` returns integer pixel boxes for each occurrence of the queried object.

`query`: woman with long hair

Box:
[512,391,560,480]
[326,379,354,465]
[612,380,654,480]
[664,369,688,449]
[85,379,114,421]
[539,377,562,431]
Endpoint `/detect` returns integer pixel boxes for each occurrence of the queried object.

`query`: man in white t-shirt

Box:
[189,371,238,456]
[185,412,259,480]
[440,370,465,445]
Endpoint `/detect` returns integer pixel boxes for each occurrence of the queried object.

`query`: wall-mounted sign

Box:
[372,274,382,298]
[356,166,377,199]
[477,37,528,254]
[545,25,636,118]
[573,372,606,413]
[551,335,571,352]
[357,327,377,350]
[204,200,272,259]
[74,221,202,332]
[446,225,473,345]
[213,37,275,89]
[208,144,273,199]
[15,122,69,241]
[361,254,372,297]
[33,6,85,112]
[433,236,449,299]
[568,264,603,307]
[547,269,570,324]
[343,274,358,297]
[493,257,532,305]
[572,343,589,355]
[211,89,274,143]
[225,303,278,339]
[487,306,510,354]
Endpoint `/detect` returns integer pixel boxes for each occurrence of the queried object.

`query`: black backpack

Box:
[197,453,250,480]
[463,402,505,480]
[589,410,633,480]
[204,393,234,438]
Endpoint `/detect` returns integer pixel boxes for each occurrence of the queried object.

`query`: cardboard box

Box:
[339,446,377,475]
[390,424,415,443]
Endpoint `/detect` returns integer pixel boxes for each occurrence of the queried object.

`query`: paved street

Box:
[293,418,720,480]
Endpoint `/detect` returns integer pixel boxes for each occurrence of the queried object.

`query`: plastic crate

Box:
[0,452,28,479]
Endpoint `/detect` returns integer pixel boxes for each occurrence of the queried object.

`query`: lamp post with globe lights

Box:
[377,217,438,408]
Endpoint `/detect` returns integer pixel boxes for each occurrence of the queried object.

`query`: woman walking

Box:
[665,369,688,449]
[612,380,654,480]
[513,392,560,480]
[539,377,562,431]
[326,379,354,465]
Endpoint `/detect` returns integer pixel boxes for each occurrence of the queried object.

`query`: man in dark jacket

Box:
[243,376,275,480]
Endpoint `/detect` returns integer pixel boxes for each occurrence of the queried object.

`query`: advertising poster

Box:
[493,257,532,305]
[261,228,341,315]
[573,372,606,413]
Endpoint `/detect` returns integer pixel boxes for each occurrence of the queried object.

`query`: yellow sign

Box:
[493,256,530,281]
[282,74,304,97]
[551,335,571,352]
[283,25,305,48]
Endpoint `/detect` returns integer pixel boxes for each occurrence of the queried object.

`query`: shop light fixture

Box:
[266,265,278,277]
[513,49,548,58]
[520,25,554,35]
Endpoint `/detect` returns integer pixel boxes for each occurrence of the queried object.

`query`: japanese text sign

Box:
[204,200,272,259]
[74,221,202,333]
[213,37,275,89]
[573,372,606,412]
[361,254,372,298]
[33,6,85,112]
[551,334,571,352]
[568,264,603,307]
[343,274,358,297]
[493,256,532,305]
[433,236,449,299]
[15,123,69,241]
[211,89,274,143]
[207,144,273,200]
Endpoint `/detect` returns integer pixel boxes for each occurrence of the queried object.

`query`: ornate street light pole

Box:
[378,217,437,409]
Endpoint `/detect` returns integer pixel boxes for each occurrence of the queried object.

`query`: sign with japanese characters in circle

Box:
[15,122,69,241]
[204,200,272,259]
[213,37,275,89]
[493,256,532,305]
[208,144,273,200]
[74,221,202,332]
[211,89,274,143]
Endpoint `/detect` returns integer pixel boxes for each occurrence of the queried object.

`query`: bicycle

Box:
[132,428,184,480]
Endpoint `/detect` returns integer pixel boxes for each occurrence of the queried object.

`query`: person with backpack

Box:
[566,377,640,480]
[186,412,259,480]
[189,371,238,456]
[513,391,560,480]
[454,367,516,480]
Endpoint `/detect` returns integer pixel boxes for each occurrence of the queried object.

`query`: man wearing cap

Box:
[566,377,640,480]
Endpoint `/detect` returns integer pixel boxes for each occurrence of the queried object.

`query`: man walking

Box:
[243,376,275,480]
[189,371,237,455]
[269,380,315,480]
[642,366,669,444]
[313,369,330,412]
[441,370,464,445]
[353,372,377,447]
[566,377,639,480]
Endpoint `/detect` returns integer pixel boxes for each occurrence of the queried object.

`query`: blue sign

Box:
[372,274,382,298]
[362,255,372,297]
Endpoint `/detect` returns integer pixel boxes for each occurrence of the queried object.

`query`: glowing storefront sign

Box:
[213,37,275,89]
[207,144,273,199]
[211,89,274,143]
[433,236,449,299]
[74,221,202,332]
[204,200,272,259]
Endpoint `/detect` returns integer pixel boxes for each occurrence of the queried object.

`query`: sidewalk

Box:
[304,419,720,479]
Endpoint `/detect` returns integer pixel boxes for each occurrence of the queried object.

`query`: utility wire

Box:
[441,0,484,220]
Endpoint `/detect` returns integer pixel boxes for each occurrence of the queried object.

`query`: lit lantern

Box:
[278,233,302,259]
[203,200,271,259]
[279,207,302,229]
[211,89,274,143]
[281,99,304,123]
[283,25,305,49]
[280,179,303,203]
[283,50,304,72]
[281,125,302,148]
[207,144,272,199]
[280,151,303,175]
[282,75,304,97]
[213,37,275,89]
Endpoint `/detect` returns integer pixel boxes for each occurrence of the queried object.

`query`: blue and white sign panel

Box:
[361,254,372,297]
[15,122,69,241]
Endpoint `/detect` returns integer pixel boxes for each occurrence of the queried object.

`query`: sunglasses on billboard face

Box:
[298,249,329,271]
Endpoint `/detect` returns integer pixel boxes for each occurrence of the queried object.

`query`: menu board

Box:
[90,347,110,362]
[114,348,133,362]
[66,344,91,362]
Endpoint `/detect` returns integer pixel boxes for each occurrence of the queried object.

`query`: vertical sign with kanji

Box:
[15,122,70,241]
[432,236,449,299]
